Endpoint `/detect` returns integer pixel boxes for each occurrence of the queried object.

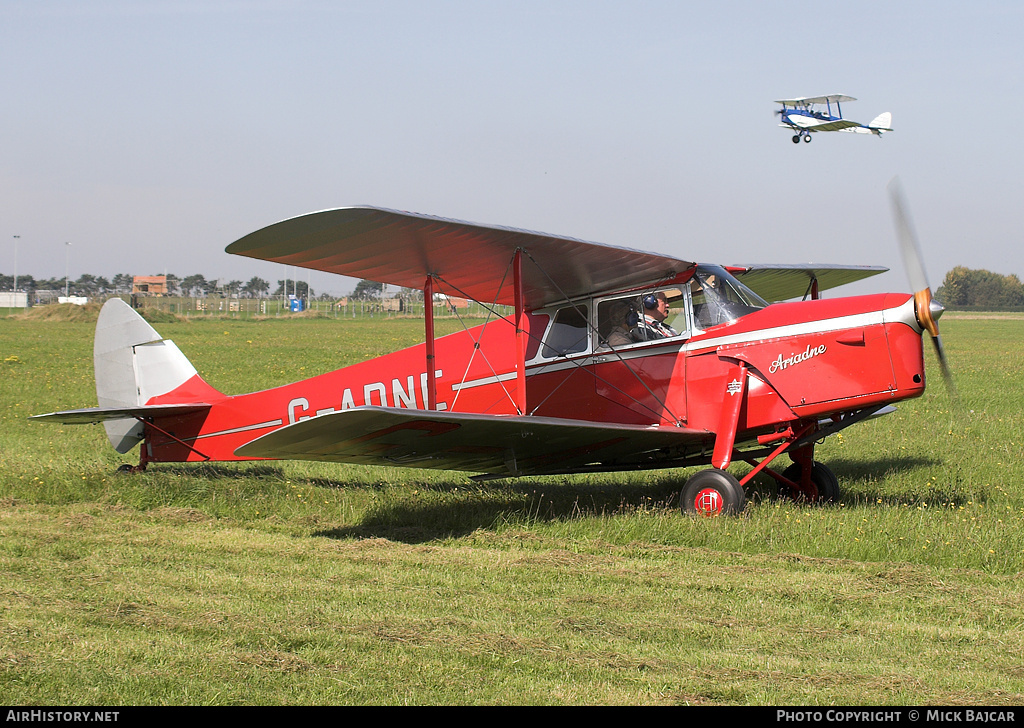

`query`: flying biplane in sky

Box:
[32,182,951,515]
[776,94,893,144]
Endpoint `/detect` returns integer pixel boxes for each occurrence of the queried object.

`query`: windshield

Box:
[690,265,769,329]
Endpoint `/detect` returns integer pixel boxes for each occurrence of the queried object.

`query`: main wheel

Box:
[680,469,746,516]
[778,461,840,504]
[803,133,812,143]
[792,135,801,144]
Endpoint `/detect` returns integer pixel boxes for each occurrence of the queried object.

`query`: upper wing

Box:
[233,406,709,476]
[226,207,693,310]
[775,94,857,105]
[729,264,889,302]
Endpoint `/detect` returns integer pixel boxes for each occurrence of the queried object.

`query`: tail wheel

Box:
[680,469,746,516]
[778,461,840,504]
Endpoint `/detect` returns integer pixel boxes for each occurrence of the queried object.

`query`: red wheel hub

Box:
[693,488,724,516]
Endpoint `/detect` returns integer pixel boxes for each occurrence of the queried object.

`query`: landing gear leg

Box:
[116,439,151,474]
[776,447,839,503]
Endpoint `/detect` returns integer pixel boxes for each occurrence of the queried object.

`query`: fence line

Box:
[48,295,513,320]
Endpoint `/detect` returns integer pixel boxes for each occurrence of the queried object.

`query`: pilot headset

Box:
[613,300,640,327]
[642,292,660,310]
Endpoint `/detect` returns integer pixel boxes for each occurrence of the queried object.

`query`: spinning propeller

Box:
[888,178,956,396]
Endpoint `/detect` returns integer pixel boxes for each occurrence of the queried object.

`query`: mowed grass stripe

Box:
[1,310,1023,704]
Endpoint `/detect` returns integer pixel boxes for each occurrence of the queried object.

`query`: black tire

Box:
[792,135,801,144]
[803,134,812,143]
[778,461,840,504]
[680,469,746,516]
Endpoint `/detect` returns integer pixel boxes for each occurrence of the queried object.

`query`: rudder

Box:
[94,298,220,452]
[869,112,892,131]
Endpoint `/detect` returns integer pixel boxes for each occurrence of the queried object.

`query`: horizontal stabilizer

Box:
[30,403,212,425]
[234,406,708,476]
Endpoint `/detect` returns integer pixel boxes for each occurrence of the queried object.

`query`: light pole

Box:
[64,242,71,297]
[12,235,18,292]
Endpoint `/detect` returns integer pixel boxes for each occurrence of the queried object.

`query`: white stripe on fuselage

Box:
[523,298,918,377]
[686,308,890,354]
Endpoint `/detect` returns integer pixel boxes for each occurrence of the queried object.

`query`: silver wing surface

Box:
[226,206,694,310]
[234,406,709,476]
[783,117,862,132]
[731,264,889,302]
[775,94,857,105]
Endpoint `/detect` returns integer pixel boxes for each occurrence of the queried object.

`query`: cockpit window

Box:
[541,304,590,358]
[690,265,768,329]
[597,289,688,349]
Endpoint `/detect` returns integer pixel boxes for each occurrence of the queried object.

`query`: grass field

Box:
[2,307,1023,705]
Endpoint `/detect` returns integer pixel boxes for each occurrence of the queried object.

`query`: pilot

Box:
[634,292,679,340]
[599,300,638,349]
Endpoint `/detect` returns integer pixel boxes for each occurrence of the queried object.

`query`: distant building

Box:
[436,295,469,312]
[132,275,168,295]
[0,292,28,308]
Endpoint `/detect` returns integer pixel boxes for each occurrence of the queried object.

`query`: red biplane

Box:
[32,182,952,515]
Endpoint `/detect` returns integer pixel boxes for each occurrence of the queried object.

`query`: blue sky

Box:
[2,0,1022,297]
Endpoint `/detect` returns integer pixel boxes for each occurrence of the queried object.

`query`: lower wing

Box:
[801,119,862,132]
[234,406,709,477]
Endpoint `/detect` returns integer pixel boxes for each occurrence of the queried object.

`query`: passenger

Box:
[599,301,638,349]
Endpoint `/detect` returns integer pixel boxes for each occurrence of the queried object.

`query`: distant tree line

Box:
[0,272,334,300]
[7,268,1022,311]
[349,280,426,303]
[0,272,138,296]
[935,267,1024,309]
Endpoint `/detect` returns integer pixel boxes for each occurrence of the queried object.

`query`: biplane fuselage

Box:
[32,206,939,515]
[137,275,925,477]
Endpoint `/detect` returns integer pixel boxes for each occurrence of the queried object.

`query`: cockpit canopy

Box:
[689,265,769,329]
[529,265,770,364]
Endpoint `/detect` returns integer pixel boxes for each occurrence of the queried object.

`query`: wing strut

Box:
[424,274,437,412]
[435,264,523,415]
[513,249,527,416]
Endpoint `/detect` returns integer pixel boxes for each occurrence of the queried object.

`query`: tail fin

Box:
[869,112,892,131]
[94,298,221,452]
